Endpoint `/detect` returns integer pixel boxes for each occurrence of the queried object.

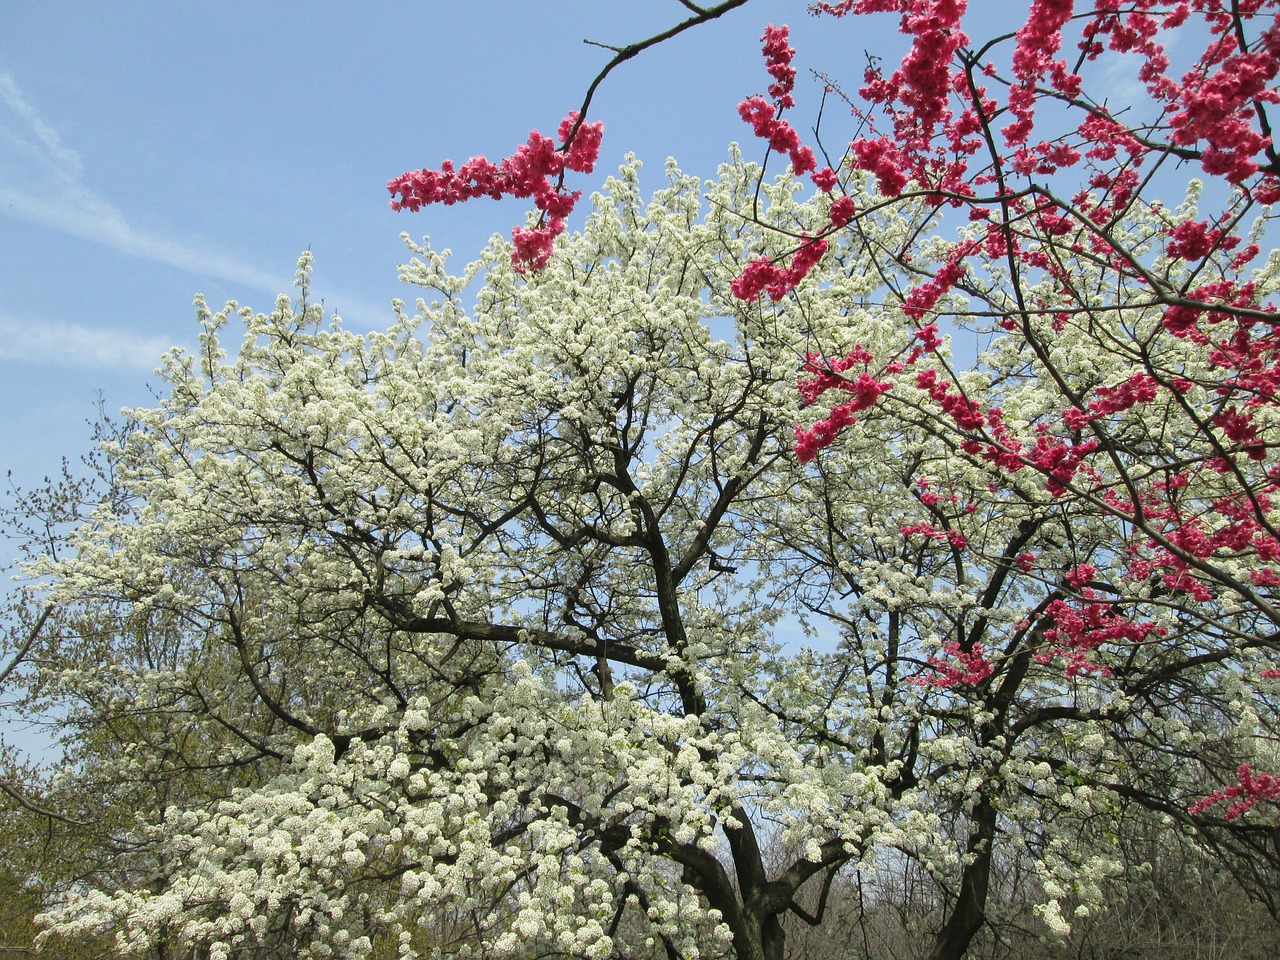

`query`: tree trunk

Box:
[929,795,996,960]
[733,910,786,960]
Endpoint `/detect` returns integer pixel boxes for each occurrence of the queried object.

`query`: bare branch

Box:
[564,0,753,146]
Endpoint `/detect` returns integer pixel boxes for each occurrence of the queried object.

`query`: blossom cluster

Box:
[1188,763,1280,820]
[388,112,603,271]
[793,348,893,461]
[1035,596,1165,678]
[911,640,994,687]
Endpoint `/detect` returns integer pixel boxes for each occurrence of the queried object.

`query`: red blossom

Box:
[911,641,995,687]
[794,362,892,461]
[1027,433,1099,496]
[914,323,943,352]
[1005,0,1075,147]
[394,4,1280,708]
[732,237,831,302]
[510,221,565,272]
[851,136,911,196]
[1249,567,1280,587]
[812,166,840,192]
[829,195,858,227]
[389,111,603,271]
[1166,219,1238,261]
[903,259,967,321]
[1169,41,1280,183]
[1088,373,1160,417]
[761,24,798,107]
[737,27,821,177]
[900,520,947,540]
[1190,763,1280,819]
[1065,563,1097,589]
[1036,597,1164,677]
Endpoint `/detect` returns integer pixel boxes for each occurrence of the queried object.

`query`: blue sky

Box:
[0,1,914,492]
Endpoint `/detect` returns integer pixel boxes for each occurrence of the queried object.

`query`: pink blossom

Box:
[851,136,910,196]
[911,641,994,687]
[1190,764,1280,819]
[761,24,798,107]
[829,195,858,227]
[389,112,603,271]
[1036,597,1163,677]
[812,166,839,192]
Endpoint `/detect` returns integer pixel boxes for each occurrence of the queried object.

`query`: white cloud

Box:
[0,71,286,296]
[0,312,177,371]
[0,73,82,177]
[0,72,395,351]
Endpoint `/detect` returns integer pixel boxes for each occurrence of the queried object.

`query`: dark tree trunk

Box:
[930,795,997,960]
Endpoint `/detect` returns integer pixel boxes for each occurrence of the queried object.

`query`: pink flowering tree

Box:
[388,112,604,273]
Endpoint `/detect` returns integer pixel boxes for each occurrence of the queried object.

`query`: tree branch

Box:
[564,0,754,146]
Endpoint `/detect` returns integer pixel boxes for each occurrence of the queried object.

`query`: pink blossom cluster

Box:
[876,0,968,144]
[1027,433,1101,497]
[1165,218,1239,262]
[1166,17,1280,183]
[913,368,985,431]
[850,137,911,196]
[914,475,976,513]
[754,0,1280,332]
[761,23,798,107]
[794,348,893,462]
[1189,763,1280,819]
[735,25,820,180]
[730,237,830,302]
[388,112,603,271]
[738,96,818,177]
[1035,596,1164,677]
[382,2,1280,736]
[1004,0,1077,147]
[911,640,995,687]
[899,520,968,548]
[1062,373,1164,430]
[902,258,967,321]
[770,1,1280,535]
[1153,499,1278,600]
[730,25,866,295]
[790,335,1121,498]
[1100,473,1280,604]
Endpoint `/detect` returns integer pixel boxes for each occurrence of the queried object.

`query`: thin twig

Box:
[564,0,754,147]
[0,605,53,689]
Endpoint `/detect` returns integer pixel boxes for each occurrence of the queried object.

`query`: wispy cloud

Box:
[0,71,286,295]
[0,71,395,348]
[0,73,82,176]
[0,312,177,371]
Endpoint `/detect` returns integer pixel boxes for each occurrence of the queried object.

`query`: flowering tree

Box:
[8,2,1280,959]
[726,0,1280,855]
[23,168,877,960]
[750,0,1280,949]
[13,149,1276,960]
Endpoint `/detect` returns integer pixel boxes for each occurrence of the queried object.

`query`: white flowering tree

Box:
[14,151,1279,960]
